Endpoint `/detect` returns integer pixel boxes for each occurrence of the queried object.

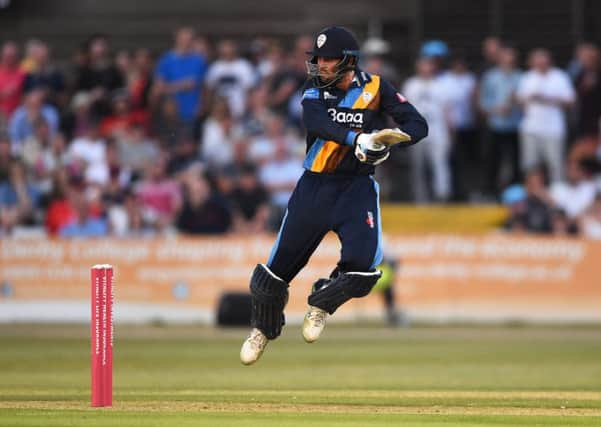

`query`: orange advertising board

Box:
[1,234,600,321]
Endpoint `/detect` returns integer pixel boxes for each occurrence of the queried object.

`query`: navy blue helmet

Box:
[306,26,360,88]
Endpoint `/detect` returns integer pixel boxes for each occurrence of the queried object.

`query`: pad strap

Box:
[308,270,381,314]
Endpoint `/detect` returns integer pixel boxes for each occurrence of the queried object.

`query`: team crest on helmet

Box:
[317,34,327,48]
[362,92,373,103]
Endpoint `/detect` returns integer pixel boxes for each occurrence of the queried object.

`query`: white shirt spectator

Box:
[439,71,477,129]
[516,68,575,138]
[403,75,452,201]
[68,137,109,185]
[259,157,303,208]
[550,180,596,219]
[200,117,243,168]
[402,76,451,136]
[206,59,255,118]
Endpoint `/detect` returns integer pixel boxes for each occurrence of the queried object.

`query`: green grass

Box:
[1,324,601,426]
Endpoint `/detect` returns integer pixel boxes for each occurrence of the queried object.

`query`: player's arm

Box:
[379,79,428,146]
[301,87,359,146]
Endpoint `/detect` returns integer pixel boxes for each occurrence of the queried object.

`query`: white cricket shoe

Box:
[240,328,268,365]
[302,306,328,343]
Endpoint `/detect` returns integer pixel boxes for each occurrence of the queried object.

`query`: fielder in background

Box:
[240,26,428,364]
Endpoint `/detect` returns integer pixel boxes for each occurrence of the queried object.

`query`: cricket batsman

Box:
[240,26,428,364]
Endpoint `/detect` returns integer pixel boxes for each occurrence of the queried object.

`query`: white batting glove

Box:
[354,133,390,165]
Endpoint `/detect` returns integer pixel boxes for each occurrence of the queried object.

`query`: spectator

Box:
[107,189,155,237]
[551,208,577,237]
[61,91,94,141]
[45,172,102,235]
[116,123,159,175]
[103,142,132,202]
[67,121,109,186]
[229,163,270,233]
[566,42,592,82]
[205,39,255,118]
[516,49,575,182]
[504,167,553,234]
[9,89,59,153]
[441,56,478,200]
[152,96,193,149]
[176,169,231,234]
[153,27,208,123]
[249,37,273,79]
[59,189,108,238]
[193,35,213,62]
[259,137,303,227]
[248,113,300,165]
[114,49,132,85]
[579,193,601,239]
[285,35,314,127]
[22,41,65,108]
[0,159,40,234]
[99,90,149,139]
[20,39,44,73]
[135,154,182,229]
[75,35,124,117]
[129,48,154,112]
[549,158,596,220]
[479,46,523,196]
[200,98,242,169]
[419,40,450,71]
[65,45,89,95]
[0,41,25,120]
[403,56,452,202]
[241,84,271,137]
[362,37,401,87]
[479,36,502,74]
[21,120,67,197]
[266,37,307,120]
[573,43,601,140]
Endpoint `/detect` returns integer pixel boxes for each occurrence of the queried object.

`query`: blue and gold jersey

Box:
[301,69,428,175]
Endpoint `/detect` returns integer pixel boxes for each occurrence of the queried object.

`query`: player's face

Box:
[317,57,340,80]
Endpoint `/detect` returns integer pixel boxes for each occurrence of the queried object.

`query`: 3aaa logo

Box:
[327,108,364,127]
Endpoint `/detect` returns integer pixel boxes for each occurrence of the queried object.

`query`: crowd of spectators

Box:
[0,28,600,238]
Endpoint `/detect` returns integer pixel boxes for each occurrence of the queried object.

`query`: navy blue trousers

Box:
[267,171,383,283]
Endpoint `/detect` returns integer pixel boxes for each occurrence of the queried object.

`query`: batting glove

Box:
[354,133,390,165]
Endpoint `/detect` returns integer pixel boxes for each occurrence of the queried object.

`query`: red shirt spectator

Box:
[99,91,149,138]
[135,156,181,228]
[0,42,25,119]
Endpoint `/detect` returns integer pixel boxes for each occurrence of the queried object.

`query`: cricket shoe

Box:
[302,306,328,343]
[240,328,268,365]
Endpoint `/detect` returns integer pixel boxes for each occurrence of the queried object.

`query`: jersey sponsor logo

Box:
[317,34,327,48]
[362,92,373,103]
[302,88,320,100]
[324,91,337,100]
[327,108,364,127]
[366,211,375,229]
[396,92,407,103]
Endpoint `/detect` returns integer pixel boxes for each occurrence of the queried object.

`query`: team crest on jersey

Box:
[362,92,373,103]
[366,211,375,229]
[317,34,327,48]
[324,91,337,100]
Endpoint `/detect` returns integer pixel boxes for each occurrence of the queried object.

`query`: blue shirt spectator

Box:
[479,48,522,132]
[8,89,59,151]
[0,161,40,209]
[59,217,108,238]
[154,27,207,122]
